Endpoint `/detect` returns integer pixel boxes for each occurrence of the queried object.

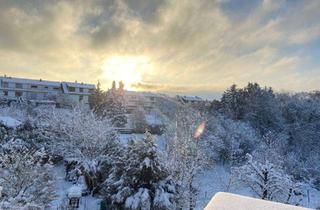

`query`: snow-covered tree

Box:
[233,154,302,204]
[95,81,127,127]
[102,131,177,210]
[0,142,55,209]
[36,105,120,193]
[202,114,258,164]
[89,81,105,111]
[39,105,117,160]
[165,109,208,209]
[218,83,284,134]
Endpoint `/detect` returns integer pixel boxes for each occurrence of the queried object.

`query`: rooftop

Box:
[205,192,311,210]
[0,76,95,89]
[179,95,204,102]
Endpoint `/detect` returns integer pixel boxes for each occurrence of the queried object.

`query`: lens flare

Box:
[193,122,206,139]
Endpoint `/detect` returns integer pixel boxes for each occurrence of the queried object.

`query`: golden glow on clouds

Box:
[0,0,320,97]
[102,56,150,90]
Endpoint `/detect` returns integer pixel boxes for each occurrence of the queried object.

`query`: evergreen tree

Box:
[103,131,177,210]
[95,81,127,127]
[218,83,284,134]
[119,81,125,92]
[89,81,105,111]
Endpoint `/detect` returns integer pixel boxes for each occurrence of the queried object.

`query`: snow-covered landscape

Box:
[0,82,320,210]
[1,0,320,209]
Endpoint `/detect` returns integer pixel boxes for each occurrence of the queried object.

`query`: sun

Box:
[102,55,148,90]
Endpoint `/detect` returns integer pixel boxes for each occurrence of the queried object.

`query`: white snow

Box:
[0,76,95,89]
[0,116,21,128]
[204,192,311,210]
[194,165,247,209]
[195,165,320,209]
[51,164,101,210]
[50,165,73,208]
[125,188,151,210]
[154,188,174,209]
[67,185,82,198]
[142,157,151,168]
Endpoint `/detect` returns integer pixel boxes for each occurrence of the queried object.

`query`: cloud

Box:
[266,57,299,73]
[0,0,319,97]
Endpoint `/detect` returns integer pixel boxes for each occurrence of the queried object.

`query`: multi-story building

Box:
[124,91,159,113]
[0,76,95,106]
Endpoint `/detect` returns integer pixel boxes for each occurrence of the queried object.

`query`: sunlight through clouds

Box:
[0,0,319,98]
[101,55,152,90]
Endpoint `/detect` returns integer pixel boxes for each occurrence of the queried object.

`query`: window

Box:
[79,88,84,93]
[68,86,76,92]
[1,82,8,88]
[3,91,8,96]
[30,93,37,100]
[79,95,83,101]
[53,87,61,91]
[15,83,23,89]
[44,86,48,89]
[15,91,22,97]
[31,85,38,88]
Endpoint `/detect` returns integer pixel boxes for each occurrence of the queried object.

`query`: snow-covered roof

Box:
[0,116,21,129]
[67,185,82,198]
[204,192,311,210]
[64,82,95,89]
[0,76,61,86]
[29,100,56,104]
[0,76,95,89]
[179,95,203,102]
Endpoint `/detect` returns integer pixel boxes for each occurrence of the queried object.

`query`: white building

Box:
[0,76,95,106]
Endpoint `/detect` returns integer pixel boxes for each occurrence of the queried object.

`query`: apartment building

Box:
[124,91,160,113]
[0,76,95,106]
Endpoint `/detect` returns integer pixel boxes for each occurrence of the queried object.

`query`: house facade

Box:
[0,76,95,106]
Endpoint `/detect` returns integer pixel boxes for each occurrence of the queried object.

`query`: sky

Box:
[0,0,320,99]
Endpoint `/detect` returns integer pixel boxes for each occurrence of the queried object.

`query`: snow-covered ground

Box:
[194,165,251,209]
[195,165,320,209]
